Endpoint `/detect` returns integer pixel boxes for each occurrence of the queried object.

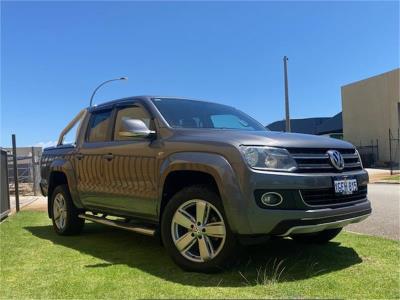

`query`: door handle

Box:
[76,153,84,160]
[103,153,114,161]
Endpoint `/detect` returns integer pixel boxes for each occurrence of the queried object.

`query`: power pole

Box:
[283,56,291,132]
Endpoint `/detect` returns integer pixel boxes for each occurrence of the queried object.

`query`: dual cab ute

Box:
[40,96,371,272]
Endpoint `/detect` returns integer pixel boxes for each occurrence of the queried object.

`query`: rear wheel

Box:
[291,228,342,244]
[51,184,84,235]
[161,185,236,273]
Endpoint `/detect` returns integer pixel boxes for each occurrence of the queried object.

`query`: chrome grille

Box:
[287,148,362,173]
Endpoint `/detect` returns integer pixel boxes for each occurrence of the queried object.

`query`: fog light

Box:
[261,192,283,206]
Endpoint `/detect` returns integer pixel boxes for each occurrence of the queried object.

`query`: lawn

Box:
[383,175,400,182]
[1,211,399,299]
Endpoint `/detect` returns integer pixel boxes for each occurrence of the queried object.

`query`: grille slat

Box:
[301,186,367,206]
[297,163,332,169]
[291,154,328,159]
[288,148,363,173]
[342,153,359,159]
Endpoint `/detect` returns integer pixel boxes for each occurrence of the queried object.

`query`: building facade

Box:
[341,68,400,164]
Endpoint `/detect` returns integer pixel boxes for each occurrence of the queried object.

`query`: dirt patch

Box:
[9,196,47,214]
[22,197,47,212]
[366,168,400,183]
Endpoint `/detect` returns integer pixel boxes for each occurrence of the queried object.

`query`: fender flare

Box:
[48,158,83,215]
[158,152,251,233]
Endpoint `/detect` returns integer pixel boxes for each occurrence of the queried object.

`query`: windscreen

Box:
[152,98,267,131]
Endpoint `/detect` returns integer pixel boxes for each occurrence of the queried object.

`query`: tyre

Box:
[51,184,85,235]
[291,228,342,244]
[161,185,237,273]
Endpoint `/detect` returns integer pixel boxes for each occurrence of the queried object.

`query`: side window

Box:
[86,110,113,142]
[113,106,151,141]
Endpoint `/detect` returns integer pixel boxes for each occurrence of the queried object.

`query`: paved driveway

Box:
[346,184,399,240]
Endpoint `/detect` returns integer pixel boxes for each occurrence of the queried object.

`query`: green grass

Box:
[1,211,399,299]
[383,175,400,182]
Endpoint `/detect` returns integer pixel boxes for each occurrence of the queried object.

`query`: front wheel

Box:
[161,185,237,273]
[291,228,342,244]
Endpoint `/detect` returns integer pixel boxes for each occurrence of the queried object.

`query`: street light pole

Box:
[89,77,128,107]
[283,56,291,132]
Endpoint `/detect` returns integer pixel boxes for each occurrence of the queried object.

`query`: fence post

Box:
[389,129,393,175]
[12,134,20,212]
[376,139,379,161]
[31,146,37,196]
[397,128,400,170]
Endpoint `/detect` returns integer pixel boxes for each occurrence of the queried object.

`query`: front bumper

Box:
[270,206,371,236]
[229,167,371,235]
[245,198,371,235]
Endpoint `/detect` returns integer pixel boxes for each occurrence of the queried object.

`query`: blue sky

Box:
[1,1,399,147]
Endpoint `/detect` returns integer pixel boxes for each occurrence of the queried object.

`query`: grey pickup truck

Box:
[40,96,371,272]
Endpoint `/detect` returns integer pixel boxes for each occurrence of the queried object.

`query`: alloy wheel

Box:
[53,193,67,230]
[171,199,226,263]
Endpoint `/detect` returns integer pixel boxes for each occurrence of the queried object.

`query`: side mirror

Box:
[119,118,155,138]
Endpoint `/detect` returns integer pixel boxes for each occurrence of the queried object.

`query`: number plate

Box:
[333,176,358,195]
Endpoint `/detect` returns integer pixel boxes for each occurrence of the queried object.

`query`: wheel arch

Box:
[158,152,250,233]
[47,158,82,217]
[160,170,220,219]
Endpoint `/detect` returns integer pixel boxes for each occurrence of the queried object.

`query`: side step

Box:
[78,214,156,236]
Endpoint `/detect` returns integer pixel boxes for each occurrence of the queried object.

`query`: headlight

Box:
[240,146,297,171]
[355,149,363,169]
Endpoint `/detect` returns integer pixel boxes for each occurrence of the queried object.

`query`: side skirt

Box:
[78,213,156,236]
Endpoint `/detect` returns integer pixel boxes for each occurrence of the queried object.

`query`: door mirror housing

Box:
[118,118,155,138]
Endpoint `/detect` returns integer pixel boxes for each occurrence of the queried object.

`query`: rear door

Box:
[75,108,114,209]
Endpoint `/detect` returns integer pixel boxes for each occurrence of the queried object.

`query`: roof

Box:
[267,117,330,135]
[316,112,342,135]
[266,112,342,135]
[90,95,147,110]
[341,68,399,88]
[91,95,222,111]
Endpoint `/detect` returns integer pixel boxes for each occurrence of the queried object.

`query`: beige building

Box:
[341,68,400,164]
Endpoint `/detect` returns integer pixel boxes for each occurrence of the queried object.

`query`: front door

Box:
[99,103,158,220]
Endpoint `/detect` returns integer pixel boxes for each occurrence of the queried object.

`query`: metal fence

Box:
[356,139,379,168]
[6,148,41,196]
[1,134,43,215]
[389,128,400,174]
[355,129,400,171]
[2,136,42,199]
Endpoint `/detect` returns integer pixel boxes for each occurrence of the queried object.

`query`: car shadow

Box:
[24,223,362,287]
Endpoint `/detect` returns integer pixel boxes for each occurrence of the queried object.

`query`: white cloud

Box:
[34,141,58,148]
